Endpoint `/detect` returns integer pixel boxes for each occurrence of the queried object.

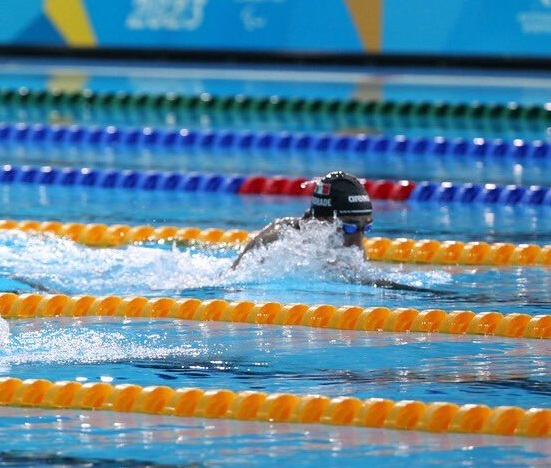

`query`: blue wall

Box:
[4,0,551,58]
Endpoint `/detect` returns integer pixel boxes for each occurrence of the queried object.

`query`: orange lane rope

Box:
[0,377,548,437]
[1,293,550,339]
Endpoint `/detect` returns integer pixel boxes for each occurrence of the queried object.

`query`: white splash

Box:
[228,220,452,289]
[0,230,232,295]
[0,320,213,366]
[0,318,9,347]
[0,226,451,296]
[229,220,363,282]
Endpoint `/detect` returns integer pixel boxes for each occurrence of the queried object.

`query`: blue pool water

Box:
[0,60,550,466]
[3,139,551,186]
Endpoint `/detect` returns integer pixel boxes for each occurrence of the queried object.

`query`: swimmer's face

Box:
[338,215,373,248]
[315,214,373,248]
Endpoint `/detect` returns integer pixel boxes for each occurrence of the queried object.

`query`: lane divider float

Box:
[1,292,551,340]
[0,377,549,437]
[0,219,550,266]
[0,219,250,246]
[1,88,550,129]
[1,123,549,161]
[1,163,550,205]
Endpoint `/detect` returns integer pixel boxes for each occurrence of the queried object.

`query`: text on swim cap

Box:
[348,195,370,203]
[312,196,332,207]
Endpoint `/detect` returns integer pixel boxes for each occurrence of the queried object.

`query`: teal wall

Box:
[4,0,551,58]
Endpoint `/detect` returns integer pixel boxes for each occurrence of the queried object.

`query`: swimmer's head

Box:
[309,171,373,218]
[307,171,373,247]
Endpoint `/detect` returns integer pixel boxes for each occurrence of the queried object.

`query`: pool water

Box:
[0,60,550,466]
[4,138,551,186]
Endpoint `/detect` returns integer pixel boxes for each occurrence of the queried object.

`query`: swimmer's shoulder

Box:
[269,216,301,230]
[254,216,300,242]
[231,216,301,269]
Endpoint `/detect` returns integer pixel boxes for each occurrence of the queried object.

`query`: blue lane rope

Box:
[0,164,246,193]
[0,123,550,160]
[0,163,550,205]
[407,181,551,205]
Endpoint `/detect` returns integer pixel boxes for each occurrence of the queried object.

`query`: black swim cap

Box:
[310,171,372,218]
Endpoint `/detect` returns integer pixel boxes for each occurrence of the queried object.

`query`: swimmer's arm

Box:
[231,220,287,269]
[364,277,444,294]
[10,275,59,293]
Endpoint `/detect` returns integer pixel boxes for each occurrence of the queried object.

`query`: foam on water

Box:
[0,320,219,369]
[228,220,452,288]
[0,318,9,347]
[0,230,232,295]
[0,226,451,296]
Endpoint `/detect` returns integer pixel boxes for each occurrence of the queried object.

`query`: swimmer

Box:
[232,171,372,269]
[231,171,448,294]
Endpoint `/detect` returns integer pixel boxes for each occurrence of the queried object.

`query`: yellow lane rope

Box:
[0,219,250,246]
[0,219,550,266]
[2,293,550,339]
[0,377,548,437]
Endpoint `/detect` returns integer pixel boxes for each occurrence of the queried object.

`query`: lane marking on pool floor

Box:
[6,62,551,88]
[0,377,548,438]
[1,293,550,340]
[0,219,550,267]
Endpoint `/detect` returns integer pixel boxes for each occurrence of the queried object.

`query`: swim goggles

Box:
[341,222,372,235]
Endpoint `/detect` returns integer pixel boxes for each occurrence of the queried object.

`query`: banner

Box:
[1,0,550,58]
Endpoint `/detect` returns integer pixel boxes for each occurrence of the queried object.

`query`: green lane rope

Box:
[1,88,549,128]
